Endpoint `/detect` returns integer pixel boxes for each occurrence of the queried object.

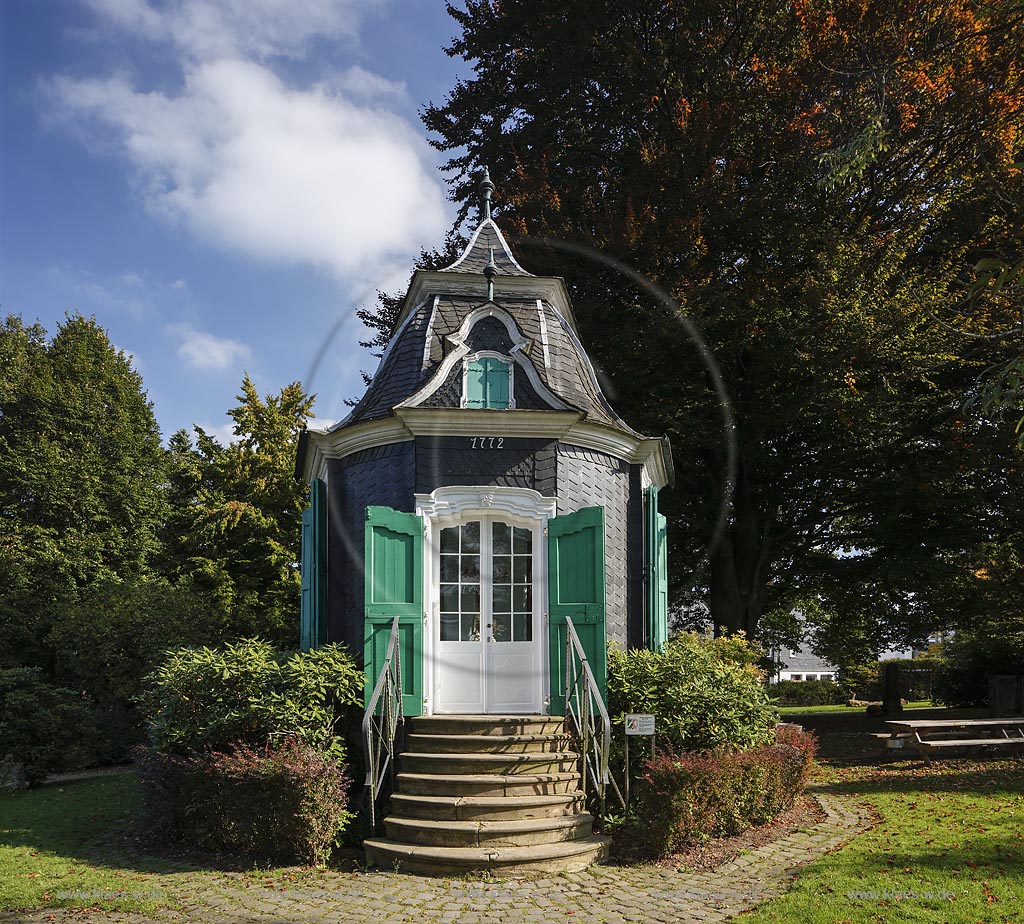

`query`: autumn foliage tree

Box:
[417,0,1024,642]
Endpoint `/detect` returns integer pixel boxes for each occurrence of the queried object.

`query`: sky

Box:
[0,0,469,442]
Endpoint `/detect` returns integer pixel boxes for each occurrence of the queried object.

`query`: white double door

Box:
[432,516,544,714]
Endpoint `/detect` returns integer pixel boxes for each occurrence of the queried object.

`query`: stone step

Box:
[363,836,610,877]
[411,715,566,737]
[390,792,584,821]
[384,813,595,848]
[400,752,579,776]
[396,772,581,797]
[406,733,569,754]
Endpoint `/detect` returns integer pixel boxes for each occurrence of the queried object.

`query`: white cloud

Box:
[84,0,378,60]
[47,1,450,287]
[171,325,251,370]
[307,416,337,431]
[198,419,239,445]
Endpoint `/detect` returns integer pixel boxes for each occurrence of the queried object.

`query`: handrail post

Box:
[361,616,403,831]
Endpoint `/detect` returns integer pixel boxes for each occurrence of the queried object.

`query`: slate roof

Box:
[440,219,532,277]
[333,219,644,439]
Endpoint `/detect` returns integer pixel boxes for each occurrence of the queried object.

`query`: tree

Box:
[415,0,1024,641]
[163,375,314,645]
[0,314,166,667]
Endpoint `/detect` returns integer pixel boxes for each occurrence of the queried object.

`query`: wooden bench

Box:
[884,718,1024,762]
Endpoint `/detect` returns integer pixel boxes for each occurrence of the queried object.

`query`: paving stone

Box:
[8,793,873,924]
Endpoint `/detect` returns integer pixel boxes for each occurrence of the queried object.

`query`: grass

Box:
[0,771,173,913]
[776,700,933,715]
[741,755,1024,924]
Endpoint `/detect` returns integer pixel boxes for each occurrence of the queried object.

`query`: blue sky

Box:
[1,0,468,442]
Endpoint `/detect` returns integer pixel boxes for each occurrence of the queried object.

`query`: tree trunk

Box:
[709,473,773,639]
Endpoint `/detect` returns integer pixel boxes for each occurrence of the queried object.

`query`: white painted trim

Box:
[421,295,440,369]
[441,218,534,277]
[415,486,555,715]
[537,299,552,370]
[461,351,516,410]
[395,304,573,413]
[398,273,582,336]
[298,407,672,490]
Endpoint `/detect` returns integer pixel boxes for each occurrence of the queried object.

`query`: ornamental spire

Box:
[478,165,495,222]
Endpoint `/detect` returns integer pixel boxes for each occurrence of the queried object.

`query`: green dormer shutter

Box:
[466,356,511,409]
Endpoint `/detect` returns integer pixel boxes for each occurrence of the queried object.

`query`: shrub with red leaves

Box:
[137,737,351,865]
[635,725,818,857]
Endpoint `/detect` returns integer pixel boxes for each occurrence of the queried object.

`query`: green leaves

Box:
[139,640,364,760]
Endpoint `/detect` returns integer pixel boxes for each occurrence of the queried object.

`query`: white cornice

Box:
[298,408,672,490]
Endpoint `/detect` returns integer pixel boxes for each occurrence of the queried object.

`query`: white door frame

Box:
[415,486,557,715]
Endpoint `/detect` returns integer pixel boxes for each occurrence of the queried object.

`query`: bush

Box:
[608,632,777,752]
[138,738,351,865]
[0,667,97,785]
[839,662,882,701]
[137,640,362,863]
[634,725,818,857]
[769,678,848,706]
[140,639,363,759]
[934,633,1023,707]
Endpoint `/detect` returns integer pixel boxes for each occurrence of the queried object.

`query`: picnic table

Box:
[884,717,1024,762]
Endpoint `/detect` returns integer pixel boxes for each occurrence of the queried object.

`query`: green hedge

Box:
[608,632,777,752]
[140,639,362,760]
[770,678,848,706]
[137,639,363,863]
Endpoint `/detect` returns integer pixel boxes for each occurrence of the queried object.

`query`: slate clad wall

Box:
[327,442,416,654]
[415,437,556,495]
[555,444,634,647]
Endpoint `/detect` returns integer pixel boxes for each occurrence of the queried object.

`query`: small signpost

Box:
[624,713,656,809]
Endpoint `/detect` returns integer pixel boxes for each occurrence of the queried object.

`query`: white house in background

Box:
[770,641,917,683]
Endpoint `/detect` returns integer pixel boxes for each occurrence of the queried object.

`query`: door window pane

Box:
[440,584,459,612]
[493,555,512,583]
[492,584,511,613]
[493,613,511,642]
[513,612,530,642]
[461,555,480,582]
[513,527,532,554]
[440,555,459,583]
[493,522,511,554]
[514,584,532,614]
[440,614,459,641]
[440,526,459,554]
[461,584,480,613]
[462,520,480,553]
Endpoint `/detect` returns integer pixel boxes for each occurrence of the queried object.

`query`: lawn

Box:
[3,723,1022,922]
[0,771,174,913]
[776,700,933,714]
[742,754,1024,924]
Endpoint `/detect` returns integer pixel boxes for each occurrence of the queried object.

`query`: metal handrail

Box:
[361,616,403,829]
[564,617,625,816]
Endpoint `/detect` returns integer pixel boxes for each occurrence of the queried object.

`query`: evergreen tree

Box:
[163,375,314,645]
[0,314,165,667]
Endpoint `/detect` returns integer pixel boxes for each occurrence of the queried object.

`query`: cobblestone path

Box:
[2,793,873,924]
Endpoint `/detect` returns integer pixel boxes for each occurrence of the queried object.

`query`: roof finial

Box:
[484,246,498,301]
[478,165,495,222]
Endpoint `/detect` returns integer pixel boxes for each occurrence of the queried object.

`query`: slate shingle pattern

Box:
[335,219,644,439]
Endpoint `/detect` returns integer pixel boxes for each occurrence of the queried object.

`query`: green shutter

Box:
[364,505,424,716]
[485,357,510,408]
[645,486,668,651]
[466,356,510,409]
[299,478,328,652]
[547,506,606,714]
[466,359,488,408]
[300,505,313,652]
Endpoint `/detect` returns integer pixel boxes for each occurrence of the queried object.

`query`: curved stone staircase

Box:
[363,715,609,876]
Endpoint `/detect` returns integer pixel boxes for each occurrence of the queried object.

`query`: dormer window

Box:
[463,353,514,409]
